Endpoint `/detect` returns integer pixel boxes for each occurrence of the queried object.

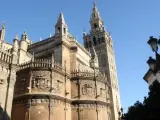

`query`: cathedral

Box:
[0,3,121,120]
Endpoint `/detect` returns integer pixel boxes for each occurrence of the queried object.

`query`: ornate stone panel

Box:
[31,70,51,91]
[82,84,95,97]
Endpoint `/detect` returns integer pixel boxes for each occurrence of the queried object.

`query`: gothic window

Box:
[94,23,97,29]
[93,37,97,46]
[89,41,92,48]
[93,13,96,18]
[101,37,105,43]
[98,38,101,44]
[57,27,60,33]
[63,28,66,34]
[85,42,88,48]
[101,55,106,66]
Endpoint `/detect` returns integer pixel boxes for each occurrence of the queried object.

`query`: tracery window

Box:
[63,28,66,34]
[57,27,60,33]
[101,37,105,43]
[89,41,92,48]
[85,42,88,48]
[94,23,97,29]
[98,38,101,44]
[93,37,97,46]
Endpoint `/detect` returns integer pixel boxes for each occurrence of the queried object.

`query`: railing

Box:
[19,58,68,74]
[70,69,107,81]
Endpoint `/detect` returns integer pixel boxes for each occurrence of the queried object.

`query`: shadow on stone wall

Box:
[0,106,10,120]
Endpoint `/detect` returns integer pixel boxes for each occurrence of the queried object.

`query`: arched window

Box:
[93,13,96,18]
[94,24,97,29]
[101,37,105,42]
[89,41,92,48]
[63,28,66,34]
[98,38,101,44]
[57,27,60,33]
[85,42,88,48]
[93,37,97,46]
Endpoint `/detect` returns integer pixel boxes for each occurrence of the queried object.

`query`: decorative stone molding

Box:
[71,104,107,109]
[72,100,109,106]
[13,94,71,105]
[32,71,50,90]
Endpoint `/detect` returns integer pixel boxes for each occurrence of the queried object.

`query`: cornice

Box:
[72,100,109,106]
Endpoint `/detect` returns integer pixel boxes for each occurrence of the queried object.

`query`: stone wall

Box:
[0,50,18,119]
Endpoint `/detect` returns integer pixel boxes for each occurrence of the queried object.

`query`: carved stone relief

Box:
[82,84,95,96]
[32,71,50,90]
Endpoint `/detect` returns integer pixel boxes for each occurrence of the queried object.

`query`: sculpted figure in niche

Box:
[100,88,106,98]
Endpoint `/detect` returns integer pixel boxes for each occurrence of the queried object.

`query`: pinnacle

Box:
[2,20,5,29]
[91,1,102,21]
[23,31,27,35]
[56,12,66,25]
[15,34,19,40]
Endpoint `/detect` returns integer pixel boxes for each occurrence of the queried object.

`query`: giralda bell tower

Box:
[83,3,121,120]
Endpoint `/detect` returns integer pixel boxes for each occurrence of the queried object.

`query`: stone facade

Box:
[0,3,121,120]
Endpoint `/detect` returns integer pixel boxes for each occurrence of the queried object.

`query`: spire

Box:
[40,37,42,41]
[21,31,28,41]
[55,12,68,36]
[15,34,19,40]
[90,2,101,21]
[0,21,5,41]
[1,21,5,29]
[56,12,67,26]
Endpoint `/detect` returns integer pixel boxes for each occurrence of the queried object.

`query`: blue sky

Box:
[1,0,160,111]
